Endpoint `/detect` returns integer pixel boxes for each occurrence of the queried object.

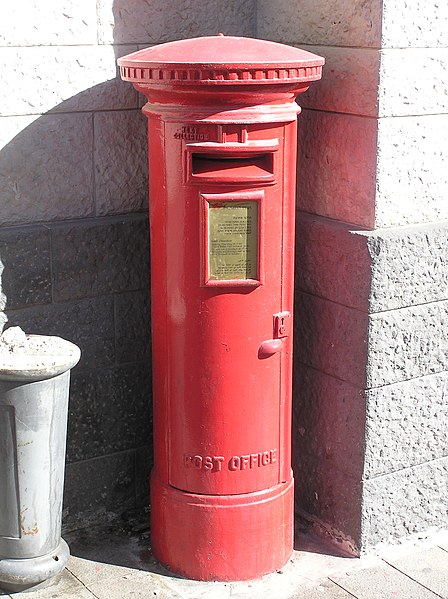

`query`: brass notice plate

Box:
[208,201,258,281]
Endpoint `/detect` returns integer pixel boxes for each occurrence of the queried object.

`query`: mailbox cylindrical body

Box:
[119,36,324,581]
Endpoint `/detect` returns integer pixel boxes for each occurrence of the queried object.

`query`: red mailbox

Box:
[118,36,324,581]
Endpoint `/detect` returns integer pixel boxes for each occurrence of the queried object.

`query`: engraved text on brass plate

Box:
[208,201,258,281]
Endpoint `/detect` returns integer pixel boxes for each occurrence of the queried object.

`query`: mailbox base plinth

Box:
[150,473,294,581]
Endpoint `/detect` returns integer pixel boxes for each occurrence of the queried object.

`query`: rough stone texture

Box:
[293,365,448,552]
[0,226,52,309]
[299,46,380,117]
[296,213,371,312]
[67,365,151,463]
[297,213,448,313]
[294,216,448,548]
[135,445,152,507]
[0,46,139,116]
[296,462,362,552]
[0,1,97,47]
[296,292,369,387]
[94,110,148,216]
[0,312,6,333]
[63,451,137,532]
[376,115,448,228]
[379,49,448,117]
[364,372,448,479]
[367,222,448,312]
[0,0,257,535]
[382,0,448,48]
[331,563,442,599]
[1,0,446,553]
[293,364,365,549]
[115,290,151,365]
[257,0,382,48]
[97,0,256,45]
[297,110,377,228]
[0,114,94,226]
[361,457,448,549]
[50,215,150,302]
[0,214,152,535]
[294,364,366,483]
[367,301,448,387]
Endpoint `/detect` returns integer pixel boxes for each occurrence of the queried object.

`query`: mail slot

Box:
[189,139,278,184]
[191,153,275,183]
[118,35,324,581]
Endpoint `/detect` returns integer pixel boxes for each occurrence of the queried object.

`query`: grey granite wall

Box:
[258,0,448,552]
[0,215,152,530]
[2,0,446,549]
[293,214,448,552]
[0,0,256,532]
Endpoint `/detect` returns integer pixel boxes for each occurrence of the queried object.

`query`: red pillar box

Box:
[118,36,324,582]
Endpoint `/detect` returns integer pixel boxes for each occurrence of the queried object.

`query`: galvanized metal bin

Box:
[0,331,80,592]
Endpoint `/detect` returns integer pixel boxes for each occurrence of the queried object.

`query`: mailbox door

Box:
[151,121,295,496]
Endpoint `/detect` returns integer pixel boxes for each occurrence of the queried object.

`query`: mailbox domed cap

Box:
[118,35,324,86]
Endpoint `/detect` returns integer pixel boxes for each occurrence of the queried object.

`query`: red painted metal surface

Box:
[118,36,324,582]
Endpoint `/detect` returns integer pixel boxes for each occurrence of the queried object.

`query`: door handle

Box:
[258,338,283,359]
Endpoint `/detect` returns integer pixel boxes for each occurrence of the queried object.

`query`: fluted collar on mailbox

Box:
[118,35,324,98]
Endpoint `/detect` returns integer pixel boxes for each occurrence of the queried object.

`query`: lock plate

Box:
[273,311,291,339]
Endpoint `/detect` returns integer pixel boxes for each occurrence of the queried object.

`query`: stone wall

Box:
[258,0,448,552]
[0,0,256,530]
[1,0,446,547]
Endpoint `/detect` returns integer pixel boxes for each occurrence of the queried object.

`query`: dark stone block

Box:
[50,214,150,302]
[293,364,366,482]
[67,369,101,463]
[296,213,370,312]
[293,364,365,552]
[295,460,362,553]
[67,364,152,463]
[63,451,136,532]
[295,291,369,387]
[115,290,151,364]
[135,445,152,509]
[0,225,52,309]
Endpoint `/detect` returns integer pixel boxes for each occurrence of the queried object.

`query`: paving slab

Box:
[227,568,310,599]
[291,532,380,584]
[383,546,448,599]
[162,577,232,599]
[291,579,356,598]
[86,570,181,599]
[430,529,448,552]
[330,563,441,599]
[59,520,448,599]
[66,554,143,587]
[9,570,95,598]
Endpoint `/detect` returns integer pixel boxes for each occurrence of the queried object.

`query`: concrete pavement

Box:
[3,515,447,598]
